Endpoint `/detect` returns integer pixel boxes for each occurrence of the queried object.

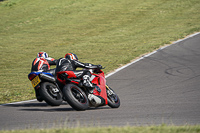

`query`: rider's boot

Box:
[83,75,95,93]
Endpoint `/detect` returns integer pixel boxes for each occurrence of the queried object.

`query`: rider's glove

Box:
[97,65,102,69]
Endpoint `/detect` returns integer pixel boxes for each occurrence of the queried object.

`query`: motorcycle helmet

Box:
[65,53,78,60]
[37,51,48,59]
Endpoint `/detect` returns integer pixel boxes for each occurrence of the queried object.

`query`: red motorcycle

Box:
[57,68,120,111]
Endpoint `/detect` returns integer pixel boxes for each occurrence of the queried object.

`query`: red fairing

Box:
[57,71,77,85]
[65,71,77,78]
[92,71,108,105]
[91,76,99,85]
[71,80,80,84]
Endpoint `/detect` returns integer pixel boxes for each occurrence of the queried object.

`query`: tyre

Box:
[39,82,63,106]
[36,96,43,102]
[34,88,43,102]
[106,85,120,108]
[63,84,89,111]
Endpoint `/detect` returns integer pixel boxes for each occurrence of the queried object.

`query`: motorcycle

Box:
[28,58,63,106]
[56,67,120,111]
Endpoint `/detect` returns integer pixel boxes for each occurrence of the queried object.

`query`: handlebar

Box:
[84,66,105,73]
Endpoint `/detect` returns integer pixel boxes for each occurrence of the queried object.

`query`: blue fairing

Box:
[28,72,54,77]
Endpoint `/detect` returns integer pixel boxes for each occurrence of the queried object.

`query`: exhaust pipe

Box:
[40,73,56,82]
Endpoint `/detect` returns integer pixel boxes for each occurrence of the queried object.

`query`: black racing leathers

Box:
[55,58,99,73]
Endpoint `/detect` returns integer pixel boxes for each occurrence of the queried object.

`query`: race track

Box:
[1,33,200,130]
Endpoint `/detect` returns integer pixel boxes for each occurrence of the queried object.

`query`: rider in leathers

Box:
[31,51,57,101]
[31,52,57,75]
[55,53,102,93]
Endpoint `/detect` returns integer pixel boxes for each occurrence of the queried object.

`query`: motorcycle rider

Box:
[31,51,58,102]
[55,53,102,93]
[31,51,57,74]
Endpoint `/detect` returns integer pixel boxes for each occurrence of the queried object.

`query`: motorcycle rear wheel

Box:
[34,88,43,102]
[63,84,89,111]
[39,82,63,106]
[106,85,120,108]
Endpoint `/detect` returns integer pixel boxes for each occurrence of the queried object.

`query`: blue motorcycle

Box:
[28,70,63,106]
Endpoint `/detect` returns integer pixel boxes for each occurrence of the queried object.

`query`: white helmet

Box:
[37,52,48,59]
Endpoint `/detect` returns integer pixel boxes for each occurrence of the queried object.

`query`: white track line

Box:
[105,32,200,78]
[2,32,200,105]
[1,99,37,106]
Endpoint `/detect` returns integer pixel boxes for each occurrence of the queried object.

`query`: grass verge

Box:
[1,125,200,133]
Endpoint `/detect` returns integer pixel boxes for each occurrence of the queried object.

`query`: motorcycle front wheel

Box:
[106,85,120,108]
[39,82,63,106]
[63,84,89,111]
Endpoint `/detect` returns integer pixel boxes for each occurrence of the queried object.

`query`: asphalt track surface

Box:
[1,33,200,130]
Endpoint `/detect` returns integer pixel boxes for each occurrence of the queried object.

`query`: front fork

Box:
[106,85,113,95]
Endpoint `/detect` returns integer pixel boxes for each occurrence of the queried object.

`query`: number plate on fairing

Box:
[31,75,41,87]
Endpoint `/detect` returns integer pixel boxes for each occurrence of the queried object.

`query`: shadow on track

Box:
[2,102,68,107]
[20,107,110,112]
[2,102,111,112]
[20,108,75,112]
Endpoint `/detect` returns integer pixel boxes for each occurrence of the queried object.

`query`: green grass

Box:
[0,0,200,104]
[1,125,200,133]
